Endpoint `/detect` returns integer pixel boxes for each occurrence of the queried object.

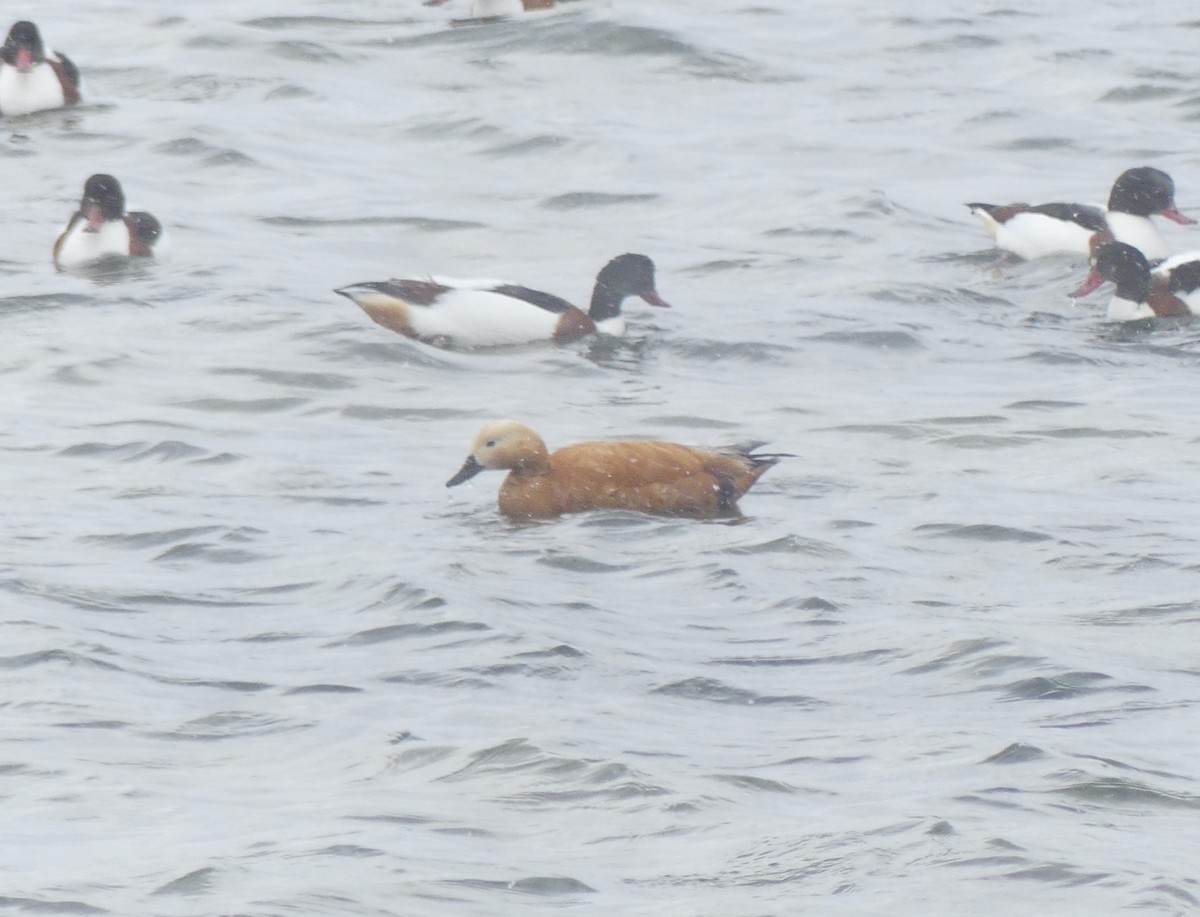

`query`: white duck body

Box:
[53,218,135,268]
[336,253,668,349]
[971,207,1097,260]
[427,275,628,334]
[336,282,573,349]
[0,56,68,116]
[1106,294,1154,322]
[472,0,526,14]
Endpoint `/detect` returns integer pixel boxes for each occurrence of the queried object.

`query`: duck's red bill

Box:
[1162,206,1197,226]
[85,204,104,232]
[1070,269,1104,299]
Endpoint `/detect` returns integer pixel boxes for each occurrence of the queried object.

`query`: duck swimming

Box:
[53,174,166,269]
[447,420,783,519]
[1070,241,1200,321]
[336,253,670,349]
[967,166,1194,262]
[0,21,80,117]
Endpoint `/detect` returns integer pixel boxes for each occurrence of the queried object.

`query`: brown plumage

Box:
[446,421,784,519]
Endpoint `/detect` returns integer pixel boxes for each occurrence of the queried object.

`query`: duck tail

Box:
[723,441,792,474]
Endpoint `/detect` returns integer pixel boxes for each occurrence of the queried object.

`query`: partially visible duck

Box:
[447,420,784,519]
[424,0,555,17]
[967,166,1195,262]
[0,21,81,117]
[1070,241,1200,321]
[336,253,671,349]
[53,174,166,269]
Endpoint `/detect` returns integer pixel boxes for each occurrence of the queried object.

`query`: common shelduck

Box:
[967,167,1195,261]
[336,253,670,349]
[53,174,166,269]
[1070,241,1200,321]
[0,21,80,117]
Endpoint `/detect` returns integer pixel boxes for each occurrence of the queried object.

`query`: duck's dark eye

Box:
[485,440,496,448]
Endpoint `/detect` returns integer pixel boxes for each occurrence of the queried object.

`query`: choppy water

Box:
[3,1,1200,914]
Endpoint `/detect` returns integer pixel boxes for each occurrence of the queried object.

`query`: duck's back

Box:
[500,441,773,517]
[416,288,568,346]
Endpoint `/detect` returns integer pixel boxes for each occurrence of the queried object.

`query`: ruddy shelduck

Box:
[336,253,670,349]
[447,421,784,519]
[967,166,1195,262]
[1070,242,1200,321]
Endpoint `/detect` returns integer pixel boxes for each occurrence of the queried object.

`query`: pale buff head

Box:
[447,420,550,486]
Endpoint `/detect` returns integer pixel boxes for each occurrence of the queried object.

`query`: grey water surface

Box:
[3,1,1200,914]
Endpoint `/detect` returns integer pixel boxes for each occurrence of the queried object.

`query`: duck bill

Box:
[84,202,105,232]
[1070,268,1105,299]
[446,455,484,487]
[15,47,35,72]
[641,290,671,309]
[1161,205,1197,226]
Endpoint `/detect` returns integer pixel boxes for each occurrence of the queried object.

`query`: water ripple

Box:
[653,677,824,707]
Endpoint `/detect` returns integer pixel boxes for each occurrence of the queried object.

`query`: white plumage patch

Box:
[1105,212,1169,263]
[54,220,132,269]
[471,0,526,15]
[426,274,516,290]
[406,289,564,346]
[1152,251,1200,275]
[978,210,1095,260]
[1106,295,1154,322]
[339,284,569,348]
[593,316,625,336]
[0,60,66,117]
[1179,289,1200,313]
